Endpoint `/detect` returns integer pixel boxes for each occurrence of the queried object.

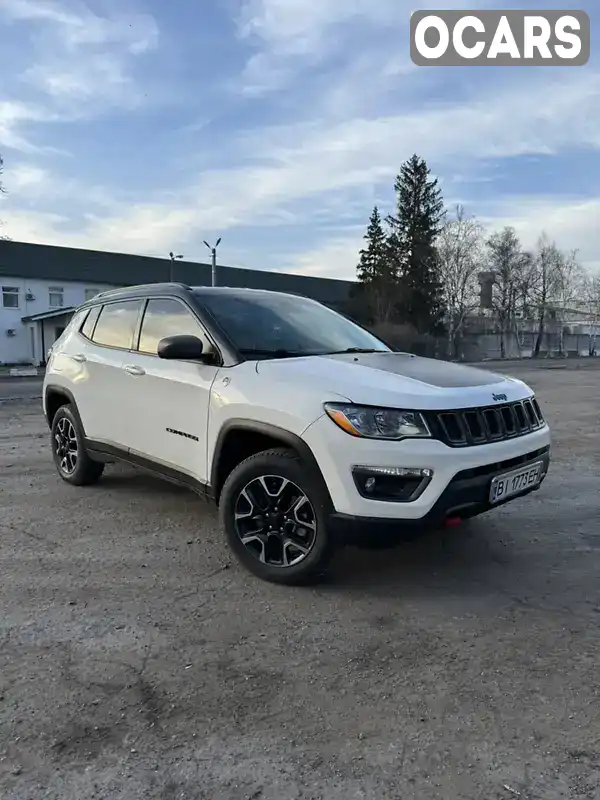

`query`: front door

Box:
[119,297,220,485]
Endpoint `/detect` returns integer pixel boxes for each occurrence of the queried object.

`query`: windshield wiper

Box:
[325,347,387,355]
[239,348,307,359]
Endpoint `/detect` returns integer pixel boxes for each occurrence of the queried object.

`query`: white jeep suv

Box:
[44,282,551,584]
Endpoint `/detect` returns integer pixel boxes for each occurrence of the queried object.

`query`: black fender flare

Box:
[210,419,333,508]
[44,384,85,432]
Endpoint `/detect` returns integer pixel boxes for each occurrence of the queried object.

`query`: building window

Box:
[49,286,64,308]
[2,286,19,308]
[84,288,99,301]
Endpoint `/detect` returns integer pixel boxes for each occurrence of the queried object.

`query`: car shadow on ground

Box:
[91,464,583,614]
[327,520,513,590]
[96,466,201,499]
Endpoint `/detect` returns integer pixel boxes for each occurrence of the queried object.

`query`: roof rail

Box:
[91,282,193,300]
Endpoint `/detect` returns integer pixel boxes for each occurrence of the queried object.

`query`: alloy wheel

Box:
[234,475,317,567]
[54,416,78,475]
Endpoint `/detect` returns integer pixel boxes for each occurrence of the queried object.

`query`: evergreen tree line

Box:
[354,154,600,357]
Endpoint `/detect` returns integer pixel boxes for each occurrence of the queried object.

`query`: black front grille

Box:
[426,397,546,447]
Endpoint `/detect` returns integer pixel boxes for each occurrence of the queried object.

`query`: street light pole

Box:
[203,238,222,287]
[168,252,184,282]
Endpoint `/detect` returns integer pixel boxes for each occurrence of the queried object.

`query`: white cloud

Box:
[0,100,55,152]
[280,195,600,281]
[234,0,493,95]
[0,0,159,151]
[279,234,365,278]
[234,0,404,94]
[2,0,158,53]
[19,66,596,255]
[480,196,600,274]
[9,162,49,189]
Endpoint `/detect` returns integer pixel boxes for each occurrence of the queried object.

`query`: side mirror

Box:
[157,334,208,361]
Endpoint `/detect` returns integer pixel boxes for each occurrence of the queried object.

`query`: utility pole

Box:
[169,251,183,282]
[203,238,221,287]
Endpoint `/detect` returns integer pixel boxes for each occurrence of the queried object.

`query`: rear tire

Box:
[219,448,335,585]
[51,404,105,486]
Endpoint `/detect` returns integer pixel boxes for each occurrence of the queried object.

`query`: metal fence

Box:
[367,323,599,362]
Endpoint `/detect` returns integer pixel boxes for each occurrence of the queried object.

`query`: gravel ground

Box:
[0,364,599,800]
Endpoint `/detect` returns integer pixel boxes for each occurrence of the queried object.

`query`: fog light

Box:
[351,466,433,502]
[355,466,432,478]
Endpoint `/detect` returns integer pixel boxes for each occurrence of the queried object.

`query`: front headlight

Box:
[324,403,431,441]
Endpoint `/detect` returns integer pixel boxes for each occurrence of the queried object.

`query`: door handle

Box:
[124,364,145,376]
[71,353,87,363]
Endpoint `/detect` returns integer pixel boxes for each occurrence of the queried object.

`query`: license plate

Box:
[489,461,543,504]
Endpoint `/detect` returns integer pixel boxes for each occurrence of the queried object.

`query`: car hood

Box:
[255,352,531,409]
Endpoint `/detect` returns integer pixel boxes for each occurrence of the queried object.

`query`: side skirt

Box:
[84,439,215,503]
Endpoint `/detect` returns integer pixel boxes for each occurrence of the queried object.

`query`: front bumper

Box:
[302,413,552,523]
[328,445,550,543]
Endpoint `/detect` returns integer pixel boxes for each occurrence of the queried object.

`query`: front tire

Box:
[219,448,335,585]
[51,404,104,486]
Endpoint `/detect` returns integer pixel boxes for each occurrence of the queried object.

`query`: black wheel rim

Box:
[54,417,78,475]
[234,475,317,568]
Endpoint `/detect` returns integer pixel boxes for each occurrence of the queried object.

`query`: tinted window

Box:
[80,305,101,340]
[92,300,142,349]
[138,298,204,355]
[197,291,390,356]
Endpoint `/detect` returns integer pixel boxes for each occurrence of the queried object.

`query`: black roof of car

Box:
[86,282,310,305]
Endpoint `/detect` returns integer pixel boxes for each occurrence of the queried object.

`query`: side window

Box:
[91,300,142,349]
[49,286,64,308]
[65,309,87,333]
[80,305,101,340]
[2,286,19,308]
[137,298,207,355]
[51,309,86,352]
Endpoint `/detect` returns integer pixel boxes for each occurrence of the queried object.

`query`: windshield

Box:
[196,291,391,357]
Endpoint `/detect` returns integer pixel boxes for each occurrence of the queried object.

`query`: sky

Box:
[0,0,599,280]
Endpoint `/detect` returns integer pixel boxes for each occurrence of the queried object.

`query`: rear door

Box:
[75,298,144,448]
[117,297,220,484]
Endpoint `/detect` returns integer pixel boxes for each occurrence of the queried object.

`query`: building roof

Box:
[22,306,77,323]
[0,239,353,306]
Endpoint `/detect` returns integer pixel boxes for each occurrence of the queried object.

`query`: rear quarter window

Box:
[80,305,101,340]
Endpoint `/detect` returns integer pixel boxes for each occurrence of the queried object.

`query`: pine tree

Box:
[357,206,389,282]
[387,154,446,334]
[356,206,398,323]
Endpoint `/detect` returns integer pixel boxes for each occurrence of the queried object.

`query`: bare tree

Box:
[436,205,484,358]
[486,227,530,358]
[581,271,600,355]
[528,234,563,357]
[0,153,9,241]
[550,249,584,355]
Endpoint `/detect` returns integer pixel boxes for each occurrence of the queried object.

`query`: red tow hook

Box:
[444,516,463,528]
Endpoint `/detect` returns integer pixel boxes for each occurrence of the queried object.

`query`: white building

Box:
[0,240,353,366]
[1,279,115,366]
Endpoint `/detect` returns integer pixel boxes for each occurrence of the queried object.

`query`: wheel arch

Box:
[210,419,333,507]
[44,385,84,432]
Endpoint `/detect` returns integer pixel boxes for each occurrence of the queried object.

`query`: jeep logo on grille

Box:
[492,393,507,402]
